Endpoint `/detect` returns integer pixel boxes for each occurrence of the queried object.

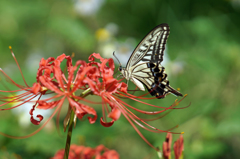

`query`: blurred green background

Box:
[1,0,240,158]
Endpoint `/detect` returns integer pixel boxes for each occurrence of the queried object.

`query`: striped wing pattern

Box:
[122,23,182,98]
[126,23,170,69]
[130,62,182,98]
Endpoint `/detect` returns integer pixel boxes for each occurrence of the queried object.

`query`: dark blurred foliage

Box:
[0,0,240,159]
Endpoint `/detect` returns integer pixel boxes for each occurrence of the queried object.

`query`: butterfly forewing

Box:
[126,23,170,69]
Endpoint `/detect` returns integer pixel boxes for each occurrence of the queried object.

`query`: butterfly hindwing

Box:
[129,62,181,98]
[143,62,182,98]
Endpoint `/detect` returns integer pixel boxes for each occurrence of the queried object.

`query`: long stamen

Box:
[118,105,159,151]
[9,46,29,87]
[0,68,27,89]
[118,102,179,134]
[0,93,39,110]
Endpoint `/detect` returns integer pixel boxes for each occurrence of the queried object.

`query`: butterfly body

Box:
[118,23,182,99]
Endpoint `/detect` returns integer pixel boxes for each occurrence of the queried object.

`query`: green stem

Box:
[63,109,75,159]
[63,88,92,159]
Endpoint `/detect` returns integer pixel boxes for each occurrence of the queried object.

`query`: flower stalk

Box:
[64,88,92,159]
[64,109,75,159]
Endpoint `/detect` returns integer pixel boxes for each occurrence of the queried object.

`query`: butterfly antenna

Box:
[113,51,122,67]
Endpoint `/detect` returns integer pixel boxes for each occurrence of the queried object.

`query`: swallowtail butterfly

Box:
[116,23,182,99]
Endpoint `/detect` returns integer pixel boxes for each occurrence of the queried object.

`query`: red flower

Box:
[162,133,172,159]
[51,144,119,159]
[162,133,184,159]
[173,135,184,159]
[35,54,98,125]
[0,52,98,128]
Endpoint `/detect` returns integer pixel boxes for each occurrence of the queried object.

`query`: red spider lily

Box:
[34,54,98,125]
[51,144,119,159]
[162,133,184,159]
[0,51,98,128]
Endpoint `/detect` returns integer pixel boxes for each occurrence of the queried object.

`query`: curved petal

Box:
[30,114,43,125]
[108,108,121,121]
[100,117,114,127]
[37,100,59,109]
[68,97,97,124]
[105,78,120,94]
[81,104,97,124]
[119,82,128,94]
[31,83,41,94]
[90,53,104,62]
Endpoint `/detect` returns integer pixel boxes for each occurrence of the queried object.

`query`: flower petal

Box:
[162,133,172,159]
[100,117,114,127]
[108,108,121,121]
[37,100,59,109]
[68,97,97,124]
[31,83,41,94]
[119,82,128,94]
[174,135,184,159]
[30,114,43,125]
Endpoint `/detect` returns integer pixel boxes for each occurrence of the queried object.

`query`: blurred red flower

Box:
[162,133,172,159]
[162,133,184,159]
[51,144,119,159]
[173,134,184,159]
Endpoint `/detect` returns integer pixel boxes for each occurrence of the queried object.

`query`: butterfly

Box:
[115,23,183,99]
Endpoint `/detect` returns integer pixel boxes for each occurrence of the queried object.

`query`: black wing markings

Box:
[126,23,170,69]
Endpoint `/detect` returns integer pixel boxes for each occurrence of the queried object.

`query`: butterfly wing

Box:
[131,62,182,98]
[126,23,169,70]
[125,23,182,98]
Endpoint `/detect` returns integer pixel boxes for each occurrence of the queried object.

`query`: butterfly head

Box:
[118,66,129,79]
[113,51,129,79]
[118,65,122,72]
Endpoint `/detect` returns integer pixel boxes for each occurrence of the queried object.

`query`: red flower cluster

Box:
[51,144,119,159]
[0,50,187,149]
[162,133,184,159]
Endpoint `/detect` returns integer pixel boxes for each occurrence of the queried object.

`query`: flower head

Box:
[34,54,98,125]
[0,50,100,139]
